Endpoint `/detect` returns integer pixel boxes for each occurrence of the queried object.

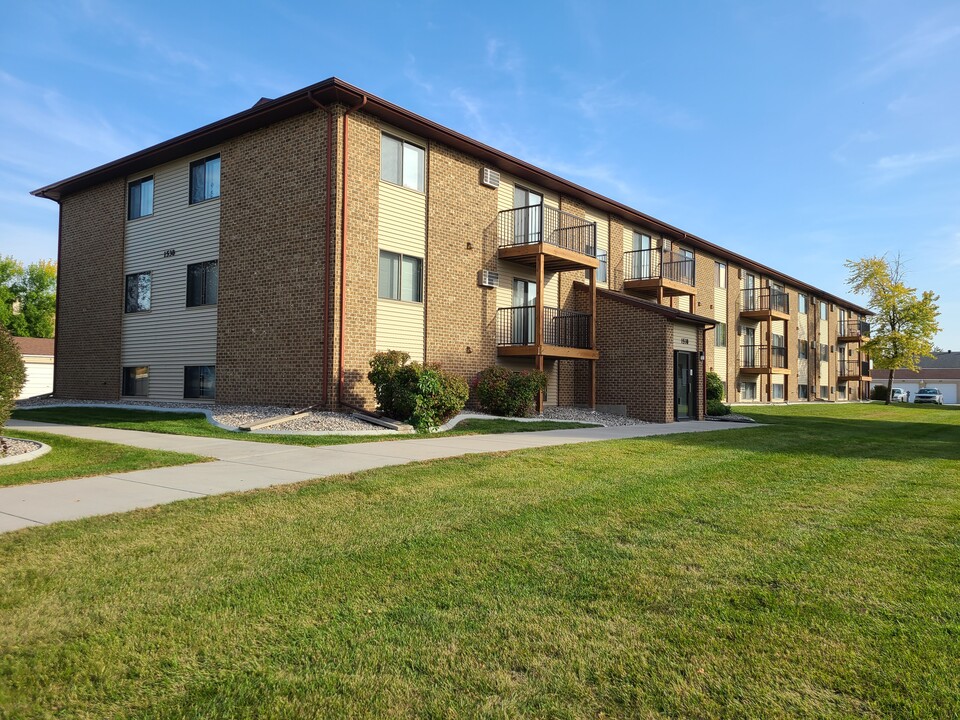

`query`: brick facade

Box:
[425,142,498,385]
[54,180,125,400]
[46,83,870,419]
[217,110,330,407]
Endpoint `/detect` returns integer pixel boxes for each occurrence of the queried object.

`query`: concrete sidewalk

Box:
[0,419,758,533]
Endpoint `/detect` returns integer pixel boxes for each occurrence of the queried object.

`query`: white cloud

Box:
[870,145,960,181]
[858,18,960,82]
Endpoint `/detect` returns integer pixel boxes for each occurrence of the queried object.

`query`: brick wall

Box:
[337,109,380,409]
[425,142,498,389]
[55,180,125,400]
[217,110,329,406]
[574,285,677,423]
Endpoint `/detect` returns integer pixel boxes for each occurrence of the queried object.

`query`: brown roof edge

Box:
[32,76,871,315]
[13,336,55,356]
[573,281,716,326]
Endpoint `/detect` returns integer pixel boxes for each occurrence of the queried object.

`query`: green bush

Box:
[0,328,26,430]
[473,366,548,417]
[871,385,889,401]
[707,398,731,416]
[367,351,468,432]
[706,371,725,402]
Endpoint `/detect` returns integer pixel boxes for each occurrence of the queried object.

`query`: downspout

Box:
[307,91,334,408]
[338,93,368,408]
[52,196,63,398]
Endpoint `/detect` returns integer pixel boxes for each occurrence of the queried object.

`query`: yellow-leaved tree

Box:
[845,255,941,405]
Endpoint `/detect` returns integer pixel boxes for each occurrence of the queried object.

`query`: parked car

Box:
[914,388,944,405]
[890,388,907,402]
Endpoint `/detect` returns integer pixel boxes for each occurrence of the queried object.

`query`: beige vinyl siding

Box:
[376,300,424,362]
[676,296,691,312]
[496,173,559,214]
[121,150,220,401]
[495,262,559,310]
[378,180,426,256]
[376,131,426,360]
[585,209,608,287]
[713,287,727,380]
[673,323,698,352]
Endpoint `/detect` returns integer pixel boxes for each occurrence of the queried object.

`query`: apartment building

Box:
[33,78,871,423]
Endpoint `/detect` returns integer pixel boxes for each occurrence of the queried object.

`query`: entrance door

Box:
[512,278,536,345]
[744,273,757,310]
[674,351,696,420]
[742,326,756,367]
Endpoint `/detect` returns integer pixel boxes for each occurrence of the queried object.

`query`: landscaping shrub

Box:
[0,328,25,426]
[705,370,731,416]
[707,398,731,416]
[871,384,889,401]
[367,351,468,432]
[474,366,548,417]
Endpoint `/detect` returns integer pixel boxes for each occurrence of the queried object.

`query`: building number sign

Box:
[163,249,176,258]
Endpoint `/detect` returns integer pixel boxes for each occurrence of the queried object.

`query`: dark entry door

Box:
[674,351,696,420]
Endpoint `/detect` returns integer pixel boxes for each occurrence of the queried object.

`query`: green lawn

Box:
[0,430,208,488]
[11,407,594,445]
[1,403,958,718]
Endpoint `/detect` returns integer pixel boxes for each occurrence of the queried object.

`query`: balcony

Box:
[838,319,871,344]
[496,306,599,360]
[839,360,871,380]
[623,248,696,299]
[739,344,790,374]
[497,205,599,271]
[740,287,790,321]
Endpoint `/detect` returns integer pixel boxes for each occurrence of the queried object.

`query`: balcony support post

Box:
[590,266,597,410]
[535,252,545,413]
[767,317,773,400]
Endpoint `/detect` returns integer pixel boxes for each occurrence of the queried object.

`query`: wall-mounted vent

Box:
[480,168,501,189]
[479,269,499,288]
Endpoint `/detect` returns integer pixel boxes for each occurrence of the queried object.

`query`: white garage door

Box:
[927,384,958,404]
[19,362,54,399]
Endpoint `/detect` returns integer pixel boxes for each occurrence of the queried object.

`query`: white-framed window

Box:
[798,339,808,360]
[189,154,221,204]
[122,366,149,397]
[772,383,784,400]
[127,176,154,220]
[740,381,757,400]
[837,384,846,399]
[125,272,151,313]
[715,322,727,348]
[586,252,608,284]
[820,301,828,320]
[715,261,727,288]
[798,294,808,314]
[798,384,808,399]
[186,261,218,307]
[820,384,829,397]
[184,366,216,399]
[378,250,423,302]
[380,133,425,192]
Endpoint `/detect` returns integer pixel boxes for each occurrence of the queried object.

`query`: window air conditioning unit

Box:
[480,168,501,189]
[478,269,499,288]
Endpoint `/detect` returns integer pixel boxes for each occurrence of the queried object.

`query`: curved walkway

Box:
[0,419,759,533]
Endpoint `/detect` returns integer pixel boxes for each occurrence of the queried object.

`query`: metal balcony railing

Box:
[497,205,597,257]
[839,360,870,377]
[623,248,695,286]
[739,344,787,369]
[496,306,592,349]
[839,319,871,339]
[741,287,790,314]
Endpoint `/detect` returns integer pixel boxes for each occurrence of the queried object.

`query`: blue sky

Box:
[2,1,958,347]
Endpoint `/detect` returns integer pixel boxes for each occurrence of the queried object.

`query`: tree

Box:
[0,327,26,442]
[0,256,57,339]
[845,255,941,405]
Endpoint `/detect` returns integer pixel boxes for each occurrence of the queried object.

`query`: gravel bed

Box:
[538,407,647,426]
[1,437,42,458]
[16,397,386,433]
[705,413,756,423]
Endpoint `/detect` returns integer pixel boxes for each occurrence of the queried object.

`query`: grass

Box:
[1,403,958,717]
[0,430,208,488]
[11,407,595,446]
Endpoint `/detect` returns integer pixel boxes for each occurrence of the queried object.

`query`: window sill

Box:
[126,213,155,224]
[378,179,425,196]
[188,195,221,207]
[377,296,424,306]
